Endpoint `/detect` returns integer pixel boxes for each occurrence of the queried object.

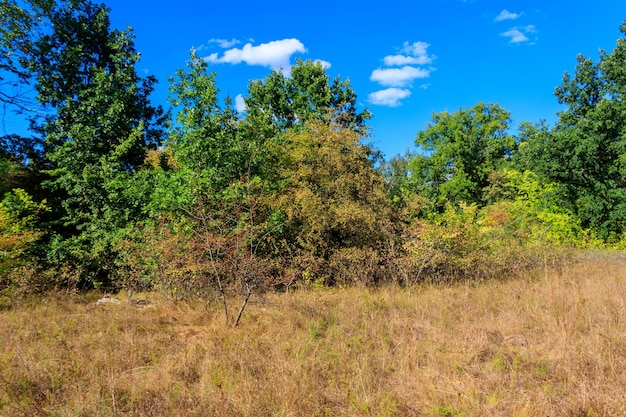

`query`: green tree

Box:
[167,50,244,190]
[142,52,274,324]
[409,102,516,208]
[26,0,165,284]
[243,59,371,138]
[517,22,626,241]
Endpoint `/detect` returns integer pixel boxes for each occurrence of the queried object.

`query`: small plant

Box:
[431,405,458,416]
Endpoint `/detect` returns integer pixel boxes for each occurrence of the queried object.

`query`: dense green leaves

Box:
[1,2,625,294]
[244,59,371,136]
[167,51,244,189]
[409,102,516,207]
[21,0,166,284]
[517,23,626,240]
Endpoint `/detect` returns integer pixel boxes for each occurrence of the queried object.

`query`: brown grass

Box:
[1,254,625,416]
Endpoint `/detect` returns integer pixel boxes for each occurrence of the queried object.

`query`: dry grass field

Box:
[1,253,625,416]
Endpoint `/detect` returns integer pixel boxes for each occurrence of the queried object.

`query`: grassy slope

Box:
[1,255,625,416]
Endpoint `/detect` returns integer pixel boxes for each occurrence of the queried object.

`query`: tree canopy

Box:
[517,23,626,240]
[244,59,371,136]
[0,2,624,298]
[408,102,516,207]
[15,0,165,284]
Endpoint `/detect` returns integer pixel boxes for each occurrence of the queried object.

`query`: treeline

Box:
[1,1,625,304]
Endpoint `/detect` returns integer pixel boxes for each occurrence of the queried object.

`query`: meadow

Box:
[1,254,625,416]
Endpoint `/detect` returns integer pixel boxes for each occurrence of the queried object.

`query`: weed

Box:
[0,255,625,415]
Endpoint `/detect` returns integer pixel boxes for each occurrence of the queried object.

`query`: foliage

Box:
[22,0,165,285]
[381,150,415,208]
[130,218,211,301]
[167,51,244,188]
[145,176,276,326]
[401,166,604,283]
[0,1,624,295]
[145,52,283,323]
[403,203,527,282]
[487,169,598,246]
[0,0,49,202]
[0,188,47,291]
[270,120,395,285]
[0,151,25,197]
[409,102,516,208]
[516,22,626,241]
[244,59,371,137]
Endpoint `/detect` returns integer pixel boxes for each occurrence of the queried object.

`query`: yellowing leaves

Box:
[270,120,392,278]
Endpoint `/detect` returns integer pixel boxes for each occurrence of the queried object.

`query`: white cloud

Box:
[209,38,241,48]
[384,41,434,66]
[495,10,521,21]
[314,59,331,70]
[369,41,435,106]
[401,41,430,57]
[383,54,428,66]
[501,28,529,43]
[204,38,307,72]
[235,94,246,113]
[370,66,431,87]
[368,88,411,107]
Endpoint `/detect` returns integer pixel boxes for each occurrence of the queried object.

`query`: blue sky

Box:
[7,0,626,159]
